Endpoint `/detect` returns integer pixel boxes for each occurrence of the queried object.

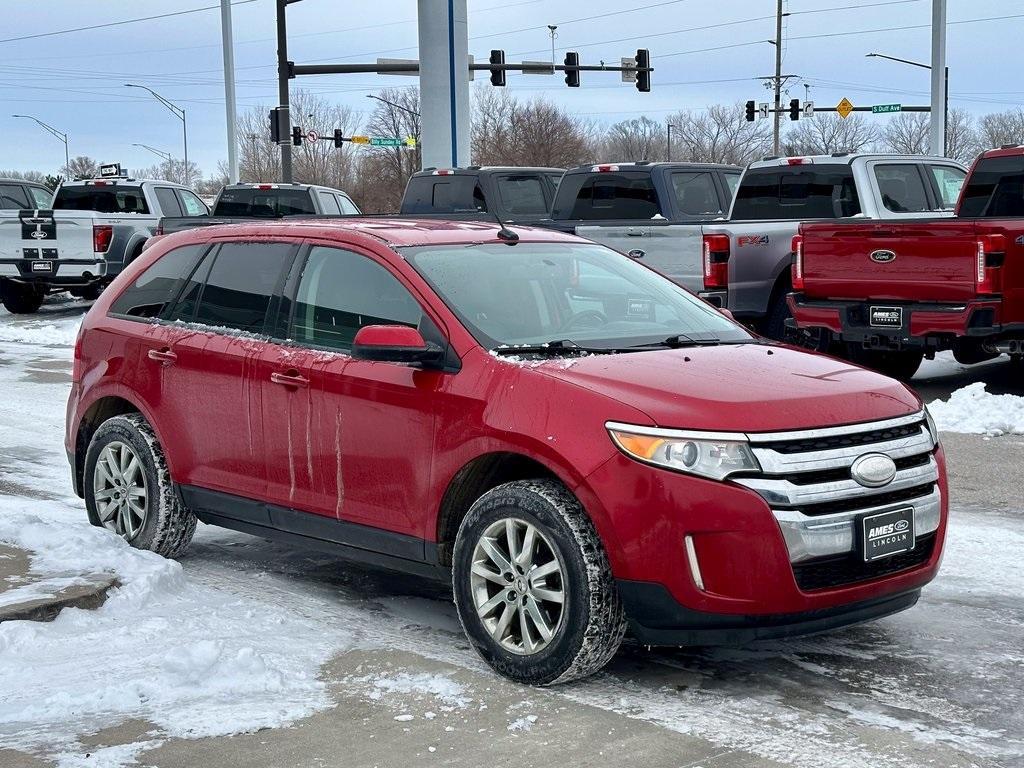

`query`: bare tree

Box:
[668,104,772,165]
[63,156,100,179]
[471,86,518,165]
[979,108,1024,149]
[0,169,48,183]
[133,158,202,186]
[784,114,878,155]
[946,108,982,164]
[881,112,930,155]
[353,87,421,213]
[600,116,666,162]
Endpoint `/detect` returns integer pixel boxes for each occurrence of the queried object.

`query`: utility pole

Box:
[276,0,294,183]
[221,0,239,183]
[929,0,947,158]
[773,0,784,155]
[667,123,676,162]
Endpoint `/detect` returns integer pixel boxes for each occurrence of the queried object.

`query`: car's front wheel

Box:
[83,413,196,558]
[452,480,626,685]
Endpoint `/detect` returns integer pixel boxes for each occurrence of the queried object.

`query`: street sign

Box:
[369,137,416,147]
[872,103,902,114]
[836,97,854,119]
[350,136,371,145]
[522,60,554,75]
[804,101,815,117]
[99,163,121,178]
[621,57,636,83]
[758,102,769,119]
[306,130,319,142]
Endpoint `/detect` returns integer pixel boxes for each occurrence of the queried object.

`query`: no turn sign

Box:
[306,130,319,142]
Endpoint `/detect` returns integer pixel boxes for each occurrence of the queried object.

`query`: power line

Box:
[0,0,258,45]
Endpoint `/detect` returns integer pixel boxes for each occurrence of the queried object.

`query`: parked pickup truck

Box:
[789,145,1024,379]
[156,182,361,237]
[0,178,208,314]
[541,162,741,291]
[400,167,564,223]
[701,153,968,339]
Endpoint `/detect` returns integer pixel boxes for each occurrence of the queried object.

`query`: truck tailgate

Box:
[800,221,980,302]
[575,223,703,291]
[0,210,95,266]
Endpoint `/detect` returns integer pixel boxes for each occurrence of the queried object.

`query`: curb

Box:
[0,544,120,623]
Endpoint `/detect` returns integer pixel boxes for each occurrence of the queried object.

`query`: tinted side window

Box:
[731,166,860,220]
[318,191,341,214]
[213,188,315,217]
[154,187,183,217]
[556,172,661,220]
[292,246,422,351]
[874,165,929,213]
[0,184,31,209]
[190,243,293,332]
[670,172,722,216]
[108,244,205,319]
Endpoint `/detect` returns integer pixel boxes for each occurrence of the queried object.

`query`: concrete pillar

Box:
[930,0,947,157]
[417,0,471,170]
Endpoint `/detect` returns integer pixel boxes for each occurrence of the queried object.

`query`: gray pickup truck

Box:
[702,153,968,338]
[0,178,208,313]
[400,167,564,223]
[157,182,360,236]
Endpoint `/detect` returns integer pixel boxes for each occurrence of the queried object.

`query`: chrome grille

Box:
[733,412,940,567]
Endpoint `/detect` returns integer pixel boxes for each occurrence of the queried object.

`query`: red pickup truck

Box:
[788,146,1024,379]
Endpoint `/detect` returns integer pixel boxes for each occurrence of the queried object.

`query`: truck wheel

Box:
[83,413,196,559]
[763,294,794,342]
[0,281,45,314]
[846,346,924,381]
[452,479,626,685]
[69,284,102,301]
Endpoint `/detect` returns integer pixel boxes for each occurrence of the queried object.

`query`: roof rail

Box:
[1000,143,1021,150]
[831,152,850,157]
[762,155,781,161]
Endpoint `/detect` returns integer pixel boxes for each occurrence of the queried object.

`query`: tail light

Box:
[93,225,113,253]
[702,234,730,290]
[976,234,1005,295]
[791,234,804,291]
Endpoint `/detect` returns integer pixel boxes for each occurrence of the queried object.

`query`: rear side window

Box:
[731,166,860,220]
[928,165,966,209]
[213,188,316,217]
[108,244,205,319]
[874,165,930,213]
[53,185,150,214]
[28,186,52,208]
[722,172,740,199]
[337,194,360,214]
[554,172,661,220]
[0,184,31,209]
[317,191,341,214]
[178,242,293,332]
[670,172,723,217]
[154,187,183,217]
[292,246,422,351]
[177,189,208,216]
[495,175,549,215]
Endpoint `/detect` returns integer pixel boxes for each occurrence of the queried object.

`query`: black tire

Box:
[763,292,794,342]
[1,281,45,314]
[69,284,103,301]
[83,413,196,558]
[845,345,925,381]
[452,479,626,685]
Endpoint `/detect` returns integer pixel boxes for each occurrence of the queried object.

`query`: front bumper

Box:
[788,293,1002,349]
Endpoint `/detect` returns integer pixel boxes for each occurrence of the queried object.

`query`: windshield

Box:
[403,242,753,351]
[213,187,316,217]
[54,184,149,214]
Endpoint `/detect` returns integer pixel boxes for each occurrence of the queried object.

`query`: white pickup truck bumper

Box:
[0,254,108,284]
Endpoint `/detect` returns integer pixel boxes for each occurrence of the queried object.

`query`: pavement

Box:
[0,542,117,623]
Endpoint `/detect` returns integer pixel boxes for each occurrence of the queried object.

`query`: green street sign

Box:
[369,137,417,147]
[872,103,902,114]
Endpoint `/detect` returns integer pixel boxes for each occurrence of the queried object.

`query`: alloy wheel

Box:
[92,441,148,541]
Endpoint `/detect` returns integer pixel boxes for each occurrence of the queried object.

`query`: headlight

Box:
[607,422,761,481]
[924,407,940,446]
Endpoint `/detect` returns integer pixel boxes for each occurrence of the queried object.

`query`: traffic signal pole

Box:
[772,0,783,155]
[276,0,293,183]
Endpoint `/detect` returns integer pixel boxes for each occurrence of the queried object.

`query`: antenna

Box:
[490,208,519,243]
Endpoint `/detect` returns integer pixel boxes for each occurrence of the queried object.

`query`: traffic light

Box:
[634,48,651,92]
[489,49,506,87]
[564,51,580,88]
[789,98,801,121]
[745,100,756,122]
[292,126,303,146]
[334,129,345,148]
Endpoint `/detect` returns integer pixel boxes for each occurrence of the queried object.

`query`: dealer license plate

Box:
[861,507,915,562]
[869,306,903,328]
[30,260,54,273]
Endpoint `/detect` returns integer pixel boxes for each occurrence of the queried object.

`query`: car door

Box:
[143,239,296,502]
[258,241,445,541]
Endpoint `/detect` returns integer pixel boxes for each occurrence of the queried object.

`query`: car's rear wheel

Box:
[452,479,626,685]
[0,281,45,314]
[84,413,196,558]
[845,345,924,381]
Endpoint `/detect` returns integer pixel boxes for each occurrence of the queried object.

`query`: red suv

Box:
[66,219,948,684]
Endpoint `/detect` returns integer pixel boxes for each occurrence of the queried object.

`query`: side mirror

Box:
[351,325,444,366]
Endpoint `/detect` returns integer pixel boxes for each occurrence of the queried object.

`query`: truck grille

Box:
[732,411,941,588]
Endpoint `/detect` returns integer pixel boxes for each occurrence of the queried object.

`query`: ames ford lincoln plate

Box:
[66,219,947,684]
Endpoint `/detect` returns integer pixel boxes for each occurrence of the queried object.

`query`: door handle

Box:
[270,370,309,388]
[147,348,177,365]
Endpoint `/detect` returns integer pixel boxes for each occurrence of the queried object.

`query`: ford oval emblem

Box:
[870,249,896,263]
[851,453,898,488]
[29,230,47,239]
[894,519,910,532]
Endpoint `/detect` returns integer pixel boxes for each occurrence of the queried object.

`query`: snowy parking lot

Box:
[1,296,1022,768]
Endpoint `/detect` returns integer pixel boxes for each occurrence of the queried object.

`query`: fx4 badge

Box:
[737,235,768,247]
[870,249,897,263]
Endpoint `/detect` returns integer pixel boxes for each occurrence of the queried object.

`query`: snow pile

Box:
[362,672,471,710]
[0,319,81,348]
[928,382,1024,436]
[0,499,351,762]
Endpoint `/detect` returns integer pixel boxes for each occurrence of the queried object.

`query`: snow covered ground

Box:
[0,297,1022,768]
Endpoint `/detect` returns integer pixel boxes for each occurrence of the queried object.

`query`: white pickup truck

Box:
[0,178,207,313]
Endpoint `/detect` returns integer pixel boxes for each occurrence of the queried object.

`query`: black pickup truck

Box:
[399,167,564,223]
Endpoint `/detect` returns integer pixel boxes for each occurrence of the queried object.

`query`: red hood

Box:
[534,343,920,433]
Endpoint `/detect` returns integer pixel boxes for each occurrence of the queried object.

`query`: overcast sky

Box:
[2,0,1021,176]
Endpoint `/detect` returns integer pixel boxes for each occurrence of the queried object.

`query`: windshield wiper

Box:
[492,339,603,356]
[630,334,730,349]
